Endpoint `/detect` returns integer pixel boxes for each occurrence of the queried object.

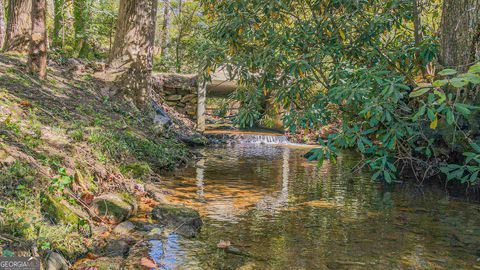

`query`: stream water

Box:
[152,143,480,270]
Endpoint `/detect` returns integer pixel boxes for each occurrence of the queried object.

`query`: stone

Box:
[92,193,137,224]
[73,257,123,270]
[152,205,203,238]
[145,184,170,204]
[41,193,81,225]
[104,239,130,257]
[165,95,182,102]
[181,94,196,103]
[123,241,154,270]
[146,228,166,240]
[46,252,69,270]
[113,221,136,235]
[177,133,208,146]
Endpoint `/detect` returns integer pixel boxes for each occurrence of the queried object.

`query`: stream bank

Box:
[0,54,207,269]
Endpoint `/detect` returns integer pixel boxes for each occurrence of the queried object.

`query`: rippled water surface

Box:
[151,144,480,269]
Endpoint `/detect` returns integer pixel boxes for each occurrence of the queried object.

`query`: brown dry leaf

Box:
[81,193,94,205]
[19,100,31,107]
[86,252,98,260]
[217,240,231,249]
[140,257,157,269]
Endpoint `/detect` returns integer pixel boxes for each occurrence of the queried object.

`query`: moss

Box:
[93,194,136,223]
[154,204,200,219]
[119,162,152,179]
[40,193,80,225]
[88,129,188,170]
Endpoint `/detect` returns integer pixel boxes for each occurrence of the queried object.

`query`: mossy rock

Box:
[40,193,80,225]
[73,257,123,270]
[92,193,137,224]
[152,205,202,238]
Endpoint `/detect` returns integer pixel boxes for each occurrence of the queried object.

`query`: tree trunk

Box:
[175,0,182,73]
[52,0,64,48]
[108,0,158,107]
[440,0,480,70]
[73,0,90,57]
[29,0,47,79]
[0,0,6,48]
[3,0,31,53]
[159,0,169,57]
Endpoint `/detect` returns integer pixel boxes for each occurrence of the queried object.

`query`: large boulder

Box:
[92,193,137,224]
[152,205,202,238]
[45,252,69,270]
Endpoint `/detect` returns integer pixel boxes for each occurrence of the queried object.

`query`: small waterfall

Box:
[234,134,290,144]
[207,132,291,145]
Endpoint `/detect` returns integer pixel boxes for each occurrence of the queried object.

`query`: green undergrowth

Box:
[0,55,189,259]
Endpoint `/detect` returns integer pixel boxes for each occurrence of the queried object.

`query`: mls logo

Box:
[0,257,40,270]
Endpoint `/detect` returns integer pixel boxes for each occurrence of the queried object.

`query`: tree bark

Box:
[440,0,480,70]
[0,0,6,48]
[3,0,31,53]
[159,0,169,58]
[52,0,64,48]
[73,0,90,57]
[108,0,158,107]
[28,0,47,79]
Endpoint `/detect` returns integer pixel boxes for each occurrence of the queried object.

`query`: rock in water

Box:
[113,221,136,235]
[45,252,69,270]
[152,205,203,238]
[92,193,137,224]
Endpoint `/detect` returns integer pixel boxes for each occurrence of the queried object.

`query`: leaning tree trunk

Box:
[440,0,480,70]
[29,0,47,79]
[108,0,158,107]
[3,0,31,52]
[0,0,5,48]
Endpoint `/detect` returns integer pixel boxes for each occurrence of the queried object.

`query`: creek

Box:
[149,138,480,269]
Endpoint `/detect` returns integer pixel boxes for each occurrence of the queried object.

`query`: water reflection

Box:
[157,144,480,270]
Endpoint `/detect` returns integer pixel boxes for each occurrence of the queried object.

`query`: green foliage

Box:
[49,168,73,192]
[88,129,188,170]
[203,0,479,184]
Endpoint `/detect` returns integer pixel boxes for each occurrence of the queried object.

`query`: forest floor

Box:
[0,54,204,268]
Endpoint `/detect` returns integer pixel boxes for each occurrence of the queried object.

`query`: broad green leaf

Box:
[450,78,468,88]
[470,143,480,153]
[433,80,448,88]
[468,62,480,74]
[454,103,471,115]
[409,87,430,97]
[438,69,457,76]
[459,73,480,84]
[446,110,454,125]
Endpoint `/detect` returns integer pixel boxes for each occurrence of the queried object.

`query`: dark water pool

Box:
[151,144,480,269]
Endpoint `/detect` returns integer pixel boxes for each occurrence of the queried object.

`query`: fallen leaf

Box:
[217,240,231,249]
[20,101,31,107]
[81,193,94,205]
[140,257,157,268]
[86,252,98,260]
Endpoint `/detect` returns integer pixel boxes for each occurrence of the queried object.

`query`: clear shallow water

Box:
[151,144,480,270]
